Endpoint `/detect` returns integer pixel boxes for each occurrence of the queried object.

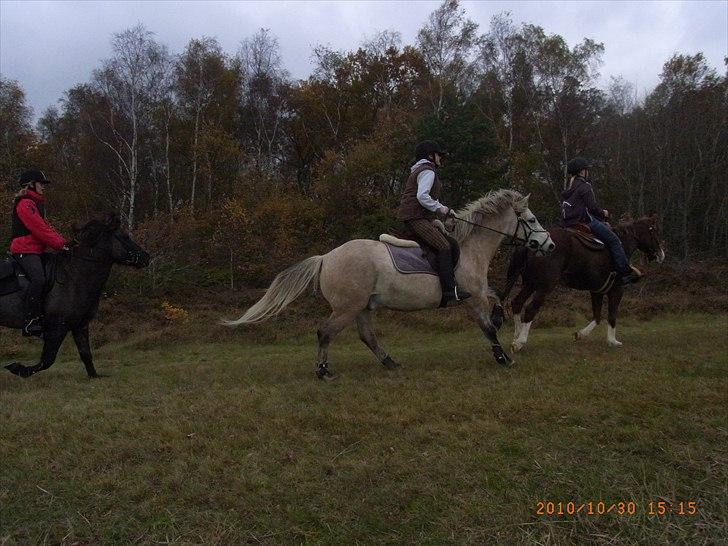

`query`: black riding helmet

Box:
[566,158,592,176]
[415,140,446,161]
[19,169,53,188]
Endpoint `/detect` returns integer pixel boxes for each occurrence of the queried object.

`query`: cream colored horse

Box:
[223,189,554,379]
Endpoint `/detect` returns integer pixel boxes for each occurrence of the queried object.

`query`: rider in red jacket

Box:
[10,170,67,336]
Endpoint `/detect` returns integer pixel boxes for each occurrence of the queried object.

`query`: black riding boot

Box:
[620,265,642,286]
[14,254,45,337]
[437,248,471,307]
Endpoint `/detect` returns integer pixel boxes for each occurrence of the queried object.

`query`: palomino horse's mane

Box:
[450,189,526,243]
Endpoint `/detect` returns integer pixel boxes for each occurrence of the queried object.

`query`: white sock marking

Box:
[607,324,622,346]
[579,320,597,339]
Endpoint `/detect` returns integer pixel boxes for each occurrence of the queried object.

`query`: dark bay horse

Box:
[3,215,150,378]
[499,214,665,351]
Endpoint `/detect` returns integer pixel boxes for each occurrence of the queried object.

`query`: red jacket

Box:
[9,190,66,254]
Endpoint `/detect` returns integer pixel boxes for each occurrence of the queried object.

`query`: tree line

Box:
[1,0,726,292]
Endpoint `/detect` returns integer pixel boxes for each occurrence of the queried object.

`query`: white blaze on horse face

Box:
[607,325,622,347]
[522,208,552,255]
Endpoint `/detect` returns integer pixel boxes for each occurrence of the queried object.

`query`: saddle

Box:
[379,224,460,274]
[566,224,605,251]
[0,254,57,297]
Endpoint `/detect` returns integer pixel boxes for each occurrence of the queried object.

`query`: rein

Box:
[452,212,547,249]
[69,232,145,266]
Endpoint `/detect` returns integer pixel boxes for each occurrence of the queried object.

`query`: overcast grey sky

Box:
[1,0,726,120]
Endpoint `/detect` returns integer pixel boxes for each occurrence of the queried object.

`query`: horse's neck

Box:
[460,211,514,269]
[62,253,113,296]
[615,225,637,258]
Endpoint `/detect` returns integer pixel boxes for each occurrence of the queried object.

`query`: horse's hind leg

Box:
[575,292,603,341]
[606,286,624,347]
[316,311,358,380]
[356,310,398,370]
[512,289,548,353]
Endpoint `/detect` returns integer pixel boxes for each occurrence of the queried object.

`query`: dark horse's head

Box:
[618,213,666,263]
[72,214,150,268]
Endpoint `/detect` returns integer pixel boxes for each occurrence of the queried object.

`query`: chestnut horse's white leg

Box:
[606,286,624,347]
[575,293,604,341]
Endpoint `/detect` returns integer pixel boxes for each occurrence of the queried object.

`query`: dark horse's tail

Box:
[492,247,529,330]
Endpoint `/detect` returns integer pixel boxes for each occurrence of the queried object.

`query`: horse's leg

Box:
[510,285,535,344]
[467,297,513,368]
[356,310,398,370]
[5,328,68,378]
[575,292,603,340]
[606,286,624,347]
[72,325,100,378]
[316,311,358,380]
[512,289,548,353]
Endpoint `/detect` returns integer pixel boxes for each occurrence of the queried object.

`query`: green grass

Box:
[1,313,726,545]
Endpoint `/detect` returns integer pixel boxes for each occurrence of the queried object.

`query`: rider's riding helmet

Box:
[19,169,53,188]
[415,140,446,161]
[566,158,592,176]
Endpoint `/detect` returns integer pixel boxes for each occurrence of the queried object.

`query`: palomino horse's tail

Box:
[221,255,324,325]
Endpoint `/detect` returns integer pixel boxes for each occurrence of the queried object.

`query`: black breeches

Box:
[14,253,45,318]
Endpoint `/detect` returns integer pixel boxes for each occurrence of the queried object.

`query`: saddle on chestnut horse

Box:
[566,224,606,251]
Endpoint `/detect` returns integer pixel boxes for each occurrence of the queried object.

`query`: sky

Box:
[1,0,726,120]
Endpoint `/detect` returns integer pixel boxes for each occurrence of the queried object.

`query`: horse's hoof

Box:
[573,332,580,341]
[493,347,514,368]
[5,363,33,378]
[316,367,338,381]
[511,342,523,353]
[382,356,399,370]
[608,340,623,348]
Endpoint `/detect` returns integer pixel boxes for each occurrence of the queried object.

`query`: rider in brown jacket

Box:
[397,141,471,306]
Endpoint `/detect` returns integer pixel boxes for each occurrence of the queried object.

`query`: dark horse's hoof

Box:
[492,346,514,368]
[5,363,36,378]
[316,366,339,381]
[382,356,399,370]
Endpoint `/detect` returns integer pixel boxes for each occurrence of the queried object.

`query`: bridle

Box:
[453,210,551,252]
[70,231,146,266]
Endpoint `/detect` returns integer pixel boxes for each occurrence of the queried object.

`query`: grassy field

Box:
[1,312,726,545]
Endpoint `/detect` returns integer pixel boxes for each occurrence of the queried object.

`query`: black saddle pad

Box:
[0,257,21,296]
[0,254,58,297]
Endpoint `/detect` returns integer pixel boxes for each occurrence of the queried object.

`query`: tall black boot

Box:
[437,248,471,307]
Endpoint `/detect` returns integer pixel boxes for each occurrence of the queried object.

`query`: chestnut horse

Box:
[499,214,665,351]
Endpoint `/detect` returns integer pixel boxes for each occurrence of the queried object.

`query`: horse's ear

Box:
[517,193,530,210]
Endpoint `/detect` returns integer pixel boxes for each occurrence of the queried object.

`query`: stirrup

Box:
[22,317,44,338]
[440,287,472,307]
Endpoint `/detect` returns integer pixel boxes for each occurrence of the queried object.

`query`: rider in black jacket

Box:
[561,158,640,285]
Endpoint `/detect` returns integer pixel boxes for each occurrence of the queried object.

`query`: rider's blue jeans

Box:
[587,219,629,274]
